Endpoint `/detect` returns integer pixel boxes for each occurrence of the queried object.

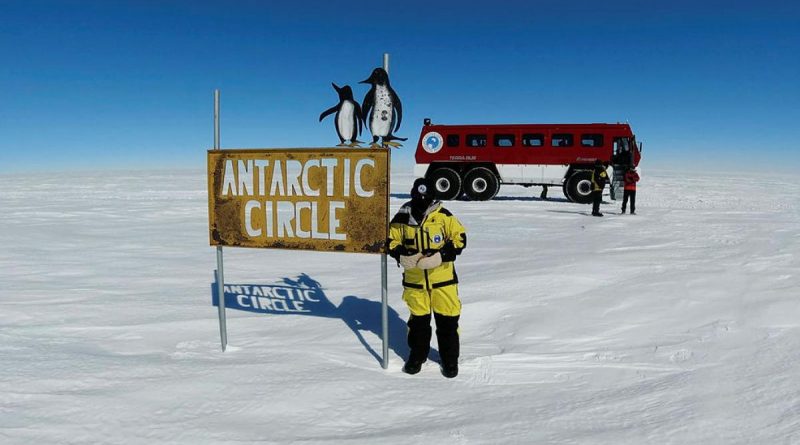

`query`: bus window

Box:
[494,134,515,147]
[522,133,544,147]
[552,134,573,147]
[446,134,460,147]
[581,134,604,147]
[466,134,487,147]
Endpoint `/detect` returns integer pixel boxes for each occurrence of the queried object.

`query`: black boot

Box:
[434,313,460,378]
[404,314,431,375]
[403,357,426,375]
[441,363,458,378]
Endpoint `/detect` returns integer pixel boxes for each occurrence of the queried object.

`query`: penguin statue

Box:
[360,67,407,148]
[319,83,364,147]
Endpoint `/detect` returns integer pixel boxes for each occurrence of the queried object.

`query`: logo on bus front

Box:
[422,132,444,154]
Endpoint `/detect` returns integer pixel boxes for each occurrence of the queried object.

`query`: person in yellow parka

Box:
[387,178,467,378]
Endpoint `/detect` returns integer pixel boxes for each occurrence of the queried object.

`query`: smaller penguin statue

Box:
[319,83,364,147]
[360,67,407,148]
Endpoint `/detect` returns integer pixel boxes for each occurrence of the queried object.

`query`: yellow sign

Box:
[208,148,389,254]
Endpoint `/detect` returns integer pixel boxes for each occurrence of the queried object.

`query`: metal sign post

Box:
[380,52,390,369]
[214,89,228,352]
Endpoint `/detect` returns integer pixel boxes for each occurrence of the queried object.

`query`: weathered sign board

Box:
[208,148,389,254]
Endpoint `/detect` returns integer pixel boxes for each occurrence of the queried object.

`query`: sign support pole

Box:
[380,53,390,369]
[214,89,228,352]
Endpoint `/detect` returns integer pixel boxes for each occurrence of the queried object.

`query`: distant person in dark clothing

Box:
[611,144,633,200]
[613,146,634,169]
[591,160,608,217]
[622,167,640,214]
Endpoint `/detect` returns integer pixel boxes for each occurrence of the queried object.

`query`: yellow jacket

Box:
[591,168,608,192]
[387,202,467,291]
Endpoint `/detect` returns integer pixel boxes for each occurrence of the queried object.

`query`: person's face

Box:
[411,181,433,208]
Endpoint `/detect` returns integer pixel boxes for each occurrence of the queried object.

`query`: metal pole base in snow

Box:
[215,250,228,352]
[381,253,389,369]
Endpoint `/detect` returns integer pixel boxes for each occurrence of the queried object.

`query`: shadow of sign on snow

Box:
[211,273,417,364]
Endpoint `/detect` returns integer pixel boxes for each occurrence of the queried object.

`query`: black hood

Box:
[410,177,435,212]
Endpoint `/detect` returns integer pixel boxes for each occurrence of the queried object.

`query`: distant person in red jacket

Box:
[622,167,640,214]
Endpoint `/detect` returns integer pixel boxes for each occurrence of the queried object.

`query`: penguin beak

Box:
[358,78,370,84]
[331,82,341,92]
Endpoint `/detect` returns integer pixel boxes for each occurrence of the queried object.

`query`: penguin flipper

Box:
[361,89,375,123]
[390,89,403,132]
[319,105,338,122]
[354,102,364,136]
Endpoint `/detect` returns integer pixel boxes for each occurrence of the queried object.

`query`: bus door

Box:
[610,137,633,200]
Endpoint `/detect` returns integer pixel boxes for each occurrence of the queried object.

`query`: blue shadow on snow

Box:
[211,273,417,364]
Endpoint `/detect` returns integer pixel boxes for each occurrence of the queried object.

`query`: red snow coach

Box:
[414,119,642,203]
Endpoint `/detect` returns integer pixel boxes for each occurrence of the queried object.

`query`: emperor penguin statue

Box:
[360,67,406,148]
[319,83,364,146]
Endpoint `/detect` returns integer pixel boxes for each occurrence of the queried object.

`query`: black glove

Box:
[387,241,413,261]
[440,241,457,262]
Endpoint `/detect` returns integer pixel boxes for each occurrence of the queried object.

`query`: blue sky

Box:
[1,0,798,173]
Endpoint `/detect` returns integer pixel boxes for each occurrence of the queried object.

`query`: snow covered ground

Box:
[1,168,798,444]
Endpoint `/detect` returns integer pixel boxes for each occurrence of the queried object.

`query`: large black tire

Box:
[566,170,594,204]
[491,181,501,199]
[463,167,500,201]
[428,167,462,201]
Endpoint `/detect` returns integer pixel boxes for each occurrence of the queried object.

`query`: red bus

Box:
[414,120,642,203]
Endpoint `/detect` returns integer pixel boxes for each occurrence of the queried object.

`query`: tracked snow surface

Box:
[1,169,798,444]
